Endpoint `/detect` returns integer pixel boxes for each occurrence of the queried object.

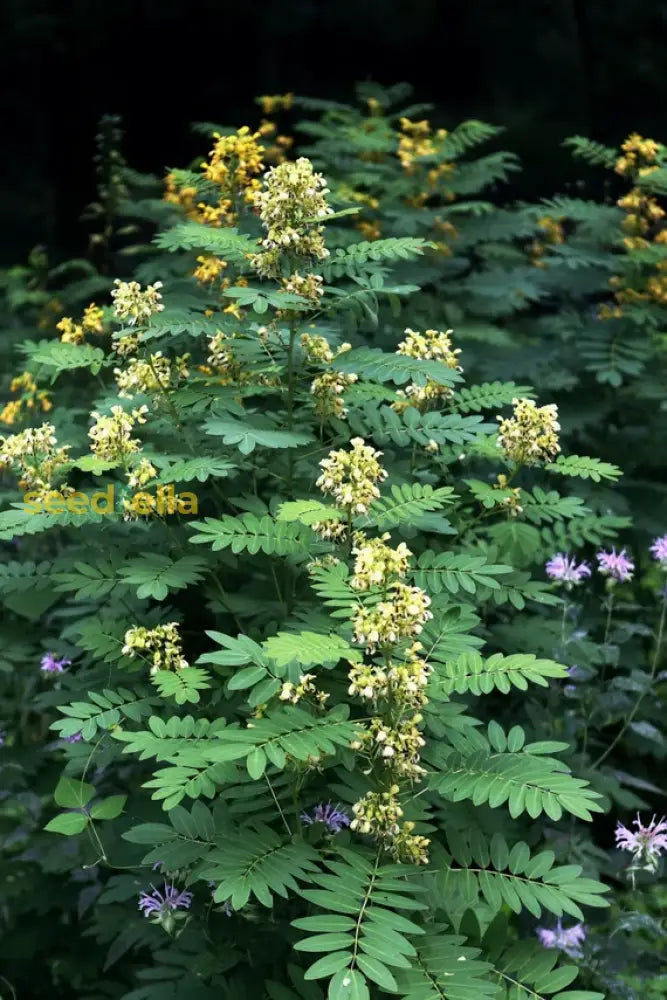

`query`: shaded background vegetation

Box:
[2,0,667,265]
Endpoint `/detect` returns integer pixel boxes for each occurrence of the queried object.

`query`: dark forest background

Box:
[1,0,666,266]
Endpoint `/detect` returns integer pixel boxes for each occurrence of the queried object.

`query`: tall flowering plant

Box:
[2,90,665,1000]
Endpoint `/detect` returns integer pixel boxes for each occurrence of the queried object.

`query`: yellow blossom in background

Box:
[257,93,293,115]
[0,400,22,426]
[497,397,560,465]
[37,297,64,331]
[199,126,265,216]
[10,372,37,394]
[356,220,381,241]
[56,317,84,344]
[1,373,53,425]
[164,173,198,217]
[82,303,105,333]
[193,256,228,286]
[194,200,234,228]
[531,216,565,267]
[615,133,661,176]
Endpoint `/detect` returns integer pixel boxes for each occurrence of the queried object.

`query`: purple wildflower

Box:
[649,535,667,568]
[138,882,193,920]
[596,548,634,582]
[301,802,351,833]
[545,553,591,586]
[40,652,72,674]
[65,731,83,743]
[615,813,667,875]
[536,919,587,958]
[0,730,4,747]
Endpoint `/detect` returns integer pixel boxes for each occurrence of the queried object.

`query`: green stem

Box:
[286,322,297,495]
[599,588,615,687]
[592,591,667,769]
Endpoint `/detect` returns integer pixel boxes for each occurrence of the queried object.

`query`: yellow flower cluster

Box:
[359,715,427,780]
[391,823,431,865]
[310,371,358,419]
[111,280,164,326]
[311,519,348,542]
[347,642,430,708]
[350,787,402,836]
[398,118,438,170]
[496,397,560,466]
[397,117,455,207]
[397,326,462,366]
[279,673,329,706]
[531,215,565,267]
[258,93,293,115]
[282,271,324,303]
[352,582,433,653]
[56,302,105,344]
[88,405,148,462]
[392,327,462,413]
[250,157,334,277]
[201,126,265,207]
[598,134,666,316]
[350,532,411,590]
[126,456,158,489]
[0,372,52,426]
[164,173,198,216]
[114,351,190,399]
[122,623,188,675]
[350,788,430,864]
[197,330,250,386]
[493,473,523,517]
[0,423,71,497]
[316,437,387,513]
[300,333,351,365]
[615,132,661,177]
[112,333,140,358]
